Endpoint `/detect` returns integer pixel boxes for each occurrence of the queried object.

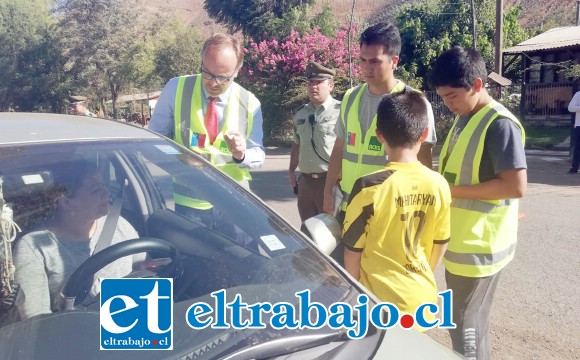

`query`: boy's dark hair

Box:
[376,89,428,148]
[359,22,401,57]
[428,46,487,89]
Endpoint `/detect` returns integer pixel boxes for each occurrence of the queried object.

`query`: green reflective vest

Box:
[439,100,525,277]
[172,75,258,209]
[173,74,257,182]
[340,81,407,210]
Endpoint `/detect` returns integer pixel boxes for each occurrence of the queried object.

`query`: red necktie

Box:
[205,97,218,144]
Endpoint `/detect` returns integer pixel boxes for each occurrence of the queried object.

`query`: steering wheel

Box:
[59,237,181,310]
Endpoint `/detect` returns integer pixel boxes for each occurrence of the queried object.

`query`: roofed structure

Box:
[503,26,580,54]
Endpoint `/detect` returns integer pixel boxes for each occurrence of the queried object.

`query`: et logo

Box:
[100,278,173,350]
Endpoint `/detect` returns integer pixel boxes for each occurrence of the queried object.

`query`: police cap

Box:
[69,95,88,104]
[305,62,336,80]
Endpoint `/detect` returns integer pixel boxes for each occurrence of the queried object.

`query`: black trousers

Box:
[570,126,580,172]
[445,270,502,360]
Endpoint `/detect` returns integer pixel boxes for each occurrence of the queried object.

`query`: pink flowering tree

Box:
[238,25,361,142]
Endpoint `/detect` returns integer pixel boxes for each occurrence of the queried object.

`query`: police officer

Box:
[69,96,97,117]
[289,62,340,222]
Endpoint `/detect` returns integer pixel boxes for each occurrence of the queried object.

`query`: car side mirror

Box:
[300,213,341,255]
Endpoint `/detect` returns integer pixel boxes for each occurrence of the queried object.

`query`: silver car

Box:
[0,113,461,359]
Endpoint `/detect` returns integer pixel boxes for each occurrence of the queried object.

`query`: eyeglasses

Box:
[200,65,234,85]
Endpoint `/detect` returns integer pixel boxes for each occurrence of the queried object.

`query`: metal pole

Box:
[495,0,503,75]
[576,0,580,26]
[471,0,477,48]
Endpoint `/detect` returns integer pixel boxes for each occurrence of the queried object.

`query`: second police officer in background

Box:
[288,62,341,222]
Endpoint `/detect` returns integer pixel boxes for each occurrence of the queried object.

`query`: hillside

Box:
[142,0,577,35]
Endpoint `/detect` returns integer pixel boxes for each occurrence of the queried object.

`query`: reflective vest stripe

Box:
[440,100,525,277]
[462,104,515,185]
[452,198,512,214]
[172,180,213,210]
[238,88,250,137]
[444,242,517,266]
[343,152,357,163]
[173,193,213,210]
[174,77,186,146]
[341,152,388,171]
[173,75,254,182]
[339,82,408,211]
[362,154,388,166]
[342,86,364,123]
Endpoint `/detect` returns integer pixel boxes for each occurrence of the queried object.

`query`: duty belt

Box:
[302,172,327,179]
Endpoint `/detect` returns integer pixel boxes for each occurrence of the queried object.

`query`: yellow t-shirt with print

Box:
[342,161,451,328]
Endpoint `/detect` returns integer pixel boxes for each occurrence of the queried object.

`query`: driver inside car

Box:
[13,160,143,320]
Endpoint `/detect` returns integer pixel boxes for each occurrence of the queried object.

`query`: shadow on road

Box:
[526,155,580,186]
[251,170,296,202]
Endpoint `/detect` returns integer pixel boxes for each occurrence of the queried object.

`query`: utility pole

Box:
[495,0,503,75]
[470,0,477,48]
[576,0,580,26]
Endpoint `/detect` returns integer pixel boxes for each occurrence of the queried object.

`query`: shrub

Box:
[239,26,362,142]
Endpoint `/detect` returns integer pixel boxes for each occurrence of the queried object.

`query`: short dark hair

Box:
[359,22,401,57]
[428,46,487,89]
[52,160,99,198]
[376,89,428,148]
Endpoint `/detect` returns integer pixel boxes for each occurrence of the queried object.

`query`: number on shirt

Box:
[401,210,426,262]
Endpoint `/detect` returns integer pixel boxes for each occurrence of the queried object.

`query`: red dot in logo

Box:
[400,314,415,329]
[153,340,158,346]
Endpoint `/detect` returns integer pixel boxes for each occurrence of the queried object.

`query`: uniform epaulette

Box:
[294,103,308,113]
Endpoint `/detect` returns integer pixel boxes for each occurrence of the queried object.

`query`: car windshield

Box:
[0,137,356,358]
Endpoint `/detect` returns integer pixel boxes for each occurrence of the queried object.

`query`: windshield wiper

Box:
[220,330,352,360]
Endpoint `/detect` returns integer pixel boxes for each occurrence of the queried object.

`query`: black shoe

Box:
[568,168,579,174]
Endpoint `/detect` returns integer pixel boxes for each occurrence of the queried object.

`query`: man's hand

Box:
[322,187,335,214]
[288,171,298,194]
[224,131,246,160]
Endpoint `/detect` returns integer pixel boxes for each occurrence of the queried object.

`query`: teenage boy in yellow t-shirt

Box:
[342,89,451,327]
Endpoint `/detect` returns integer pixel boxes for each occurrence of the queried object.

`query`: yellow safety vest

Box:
[340,81,407,210]
[439,101,525,277]
[172,75,257,209]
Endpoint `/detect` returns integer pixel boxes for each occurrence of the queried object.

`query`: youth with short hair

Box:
[429,46,527,360]
[342,90,451,328]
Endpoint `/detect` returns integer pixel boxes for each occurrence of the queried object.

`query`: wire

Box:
[347,0,356,89]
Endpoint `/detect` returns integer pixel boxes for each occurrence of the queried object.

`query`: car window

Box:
[0,139,352,336]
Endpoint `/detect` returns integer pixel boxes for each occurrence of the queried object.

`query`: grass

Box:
[524,125,571,149]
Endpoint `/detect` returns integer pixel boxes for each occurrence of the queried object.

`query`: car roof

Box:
[0,112,159,145]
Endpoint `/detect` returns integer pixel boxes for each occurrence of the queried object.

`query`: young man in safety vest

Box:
[342,90,451,330]
[323,22,437,217]
[322,22,437,263]
[429,46,527,360]
[149,33,265,186]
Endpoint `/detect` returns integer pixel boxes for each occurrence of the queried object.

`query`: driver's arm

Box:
[13,232,53,319]
[89,217,144,296]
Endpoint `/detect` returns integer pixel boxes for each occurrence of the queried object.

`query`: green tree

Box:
[150,15,205,85]
[0,0,68,111]
[57,0,151,118]
[204,0,326,40]
[395,0,529,88]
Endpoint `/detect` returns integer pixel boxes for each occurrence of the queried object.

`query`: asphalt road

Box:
[250,146,580,360]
